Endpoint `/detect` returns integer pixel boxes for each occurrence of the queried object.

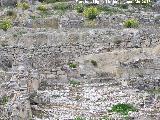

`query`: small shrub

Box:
[123,19,139,28]
[110,103,137,116]
[68,63,77,68]
[69,80,80,87]
[76,3,85,13]
[0,20,12,31]
[0,96,8,105]
[37,4,47,12]
[22,2,30,10]
[17,2,30,10]
[83,7,99,20]
[74,116,86,120]
[54,2,69,11]
[91,60,97,67]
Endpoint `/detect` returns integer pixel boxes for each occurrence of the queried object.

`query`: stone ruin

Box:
[0,0,160,120]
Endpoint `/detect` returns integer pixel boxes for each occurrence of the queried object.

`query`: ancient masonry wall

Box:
[0,27,160,89]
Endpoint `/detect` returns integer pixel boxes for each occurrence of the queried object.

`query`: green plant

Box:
[0,20,12,31]
[123,19,139,28]
[83,7,99,20]
[68,63,77,68]
[76,3,85,13]
[43,0,66,3]
[37,4,47,12]
[0,96,8,105]
[74,116,86,120]
[69,80,80,87]
[91,60,97,67]
[22,2,30,10]
[110,103,137,116]
[17,2,30,10]
[54,2,69,11]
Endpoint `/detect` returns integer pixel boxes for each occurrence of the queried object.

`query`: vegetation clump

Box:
[91,60,97,67]
[76,3,85,13]
[123,19,139,28]
[68,63,77,68]
[37,4,47,12]
[110,103,137,116]
[0,20,12,31]
[83,7,99,20]
[54,2,70,11]
[17,2,30,10]
[69,80,80,87]
[22,2,30,10]
[0,96,8,105]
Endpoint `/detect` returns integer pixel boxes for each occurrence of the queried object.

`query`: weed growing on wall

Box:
[0,19,12,31]
[76,3,85,13]
[83,7,99,20]
[123,19,139,28]
[109,103,137,116]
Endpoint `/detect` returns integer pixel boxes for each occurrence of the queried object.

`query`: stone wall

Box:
[59,12,160,28]
[0,27,160,90]
[0,3,160,119]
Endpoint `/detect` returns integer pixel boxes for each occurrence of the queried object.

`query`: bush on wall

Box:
[75,3,85,13]
[83,7,99,20]
[0,19,12,31]
[123,19,139,28]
